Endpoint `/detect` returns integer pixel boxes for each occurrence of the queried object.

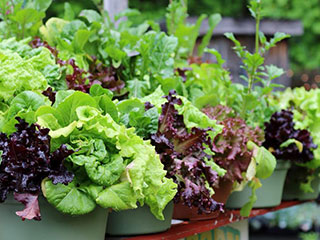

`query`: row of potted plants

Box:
[0,0,319,239]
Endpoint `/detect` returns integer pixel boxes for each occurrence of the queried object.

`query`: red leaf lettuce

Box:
[0,118,74,220]
[151,91,224,214]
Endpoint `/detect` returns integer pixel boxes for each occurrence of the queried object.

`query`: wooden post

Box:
[103,0,128,23]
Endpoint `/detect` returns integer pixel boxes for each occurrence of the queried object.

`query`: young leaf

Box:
[198,14,222,56]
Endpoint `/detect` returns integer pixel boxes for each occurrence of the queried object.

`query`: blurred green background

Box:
[48,0,320,78]
[128,0,320,76]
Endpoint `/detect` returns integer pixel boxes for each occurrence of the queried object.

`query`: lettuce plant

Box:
[263,110,317,164]
[203,105,264,183]
[149,91,225,214]
[35,89,176,220]
[37,9,178,98]
[0,118,73,220]
[203,105,276,216]
[269,88,320,192]
[31,37,125,95]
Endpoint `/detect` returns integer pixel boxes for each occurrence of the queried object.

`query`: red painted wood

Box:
[124,201,304,240]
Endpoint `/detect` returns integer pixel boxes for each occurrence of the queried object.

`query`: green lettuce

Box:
[0,91,50,134]
[36,90,177,220]
[0,50,48,101]
[0,38,65,91]
[117,98,159,139]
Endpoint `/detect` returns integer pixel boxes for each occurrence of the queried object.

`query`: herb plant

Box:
[225,0,290,127]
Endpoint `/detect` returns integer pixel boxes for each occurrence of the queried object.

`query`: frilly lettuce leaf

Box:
[117,98,159,139]
[141,87,223,139]
[0,37,64,91]
[0,91,50,134]
[0,50,48,101]
[272,87,320,191]
[36,91,177,220]
[0,38,32,57]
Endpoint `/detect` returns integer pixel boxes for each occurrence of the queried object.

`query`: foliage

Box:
[203,105,264,183]
[263,109,317,164]
[224,0,289,127]
[0,118,73,220]
[269,87,320,192]
[37,8,179,98]
[272,88,320,169]
[150,91,225,214]
[130,0,319,72]
[36,90,177,220]
[117,98,159,139]
[203,104,276,216]
[0,0,52,39]
[0,43,54,102]
[165,0,221,64]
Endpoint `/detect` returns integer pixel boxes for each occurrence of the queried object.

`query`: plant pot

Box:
[106,201,173,236]
[282,169,320,201]
[0,195,108,240]
[173,179,233,220]
[226,160,291,209]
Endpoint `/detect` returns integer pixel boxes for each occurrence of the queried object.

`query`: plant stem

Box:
[241,0,261,119]
[255,5,260,54]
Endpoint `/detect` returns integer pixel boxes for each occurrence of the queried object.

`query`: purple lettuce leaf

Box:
[203,105,264,183]
[263,109,317,163]
[31,38,125,95]
[0,118,74,220]
[151,91,223,214]
[42,87,56,104]
[14,193,41,221]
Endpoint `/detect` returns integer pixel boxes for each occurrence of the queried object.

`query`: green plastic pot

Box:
[282,170,320,201]
[0,195,108,240]
[106,201,173,236]
[226,160,291,209]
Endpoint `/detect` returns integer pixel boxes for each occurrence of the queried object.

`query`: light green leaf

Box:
[96,181,138,211]
[248,141,277,179]
[280,138,303,152]
[240,178,262,217]
[79,10,102,23]
[43,179,96,215]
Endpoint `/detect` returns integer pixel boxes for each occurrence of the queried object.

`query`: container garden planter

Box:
[0,91,177,238]
[0,195,108,240]
[282,168,320,201]
[272,88,320,201]
[226,160,291,209]
[106,201,174,236]
[262,110,319,202]
[122,90,227,220]
[202,105,277,217]
[173,179,233,220]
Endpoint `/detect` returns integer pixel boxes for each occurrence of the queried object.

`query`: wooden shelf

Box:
[123,201,305,240]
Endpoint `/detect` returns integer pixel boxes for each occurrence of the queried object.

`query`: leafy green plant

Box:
[0,0,52,39]
[269,87,320,192]
[225,0,289,127]
[166,0,221,64]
